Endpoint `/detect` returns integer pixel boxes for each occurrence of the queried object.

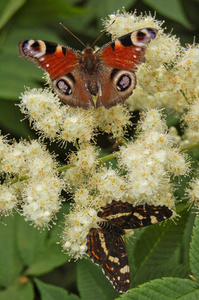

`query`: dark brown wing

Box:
[86,228,130,293]
[98,200,172,229]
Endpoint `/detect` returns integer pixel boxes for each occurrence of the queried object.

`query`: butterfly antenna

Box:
[91,20,115,48]
[59,22,86,48]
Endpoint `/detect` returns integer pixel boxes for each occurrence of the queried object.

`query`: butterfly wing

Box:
[126,204,173,229]
[95,28,158,108]
[98,28,157,70]
[86,227,130,293]
[98,200,172,229]
[86,228,108,265]
[18,40,95,108]
[18,40,80,79]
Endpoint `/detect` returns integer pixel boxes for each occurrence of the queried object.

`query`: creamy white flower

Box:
[1,10,198,261]
[62,203,99,259]
[182,98,199,145]
[95,105,131,138]
[0,185,18,213]
[22,176,63,227]
[90,168,127,201]
[119,109,189,206]
[187,178,199,207]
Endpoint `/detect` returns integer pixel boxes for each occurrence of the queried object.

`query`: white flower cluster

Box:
[20,89,131,144]
[95,106,131,138]
[19,89,95,144]
[62,109,189,258]
[181,98,199,145]
[119,109,189,207]
[175,45,199,101]
[2,10,198,261]
[64,144,99,189]
[62,189,98,257]
[186,177,199,209]
[0,138,63,227]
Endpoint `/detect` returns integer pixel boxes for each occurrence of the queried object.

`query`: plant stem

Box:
[180,143,199,151]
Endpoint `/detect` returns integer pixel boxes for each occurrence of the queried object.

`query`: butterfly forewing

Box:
[97,200,173,229]
[18,40,80,79]
[98,28,158,71]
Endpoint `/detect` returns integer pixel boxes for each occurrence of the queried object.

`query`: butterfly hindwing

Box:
[86,226,130,293]
[86,228,108,265]
[94,27,158,107]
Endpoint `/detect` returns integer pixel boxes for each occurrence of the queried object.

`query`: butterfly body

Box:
[86,200,172,293]
[18,28,158,109]
[97,220,125,235]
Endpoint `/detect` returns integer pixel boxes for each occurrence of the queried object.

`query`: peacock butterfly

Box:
[18,28,157,109]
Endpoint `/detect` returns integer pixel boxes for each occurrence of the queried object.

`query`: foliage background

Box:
[0,0,199,299]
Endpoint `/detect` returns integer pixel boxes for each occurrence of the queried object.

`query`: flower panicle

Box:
[62,109,189,258]
[0,138,63,227]
[1,10,199,262]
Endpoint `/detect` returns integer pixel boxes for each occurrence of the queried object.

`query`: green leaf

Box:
[0,0,7,12]
[118,278,199,300]
[180,0,199,28]
[166,112,181,127]
[190,216,199,280]
[49,203,70,244]
[16,214,48,266]
[0,281,34,300]
[181,210,196,266]
[87,0,135,20]
[132,210,189,285]
[25,205,69,275]
[34,278,79,300]
[132,263,189,286]
[0,26,64,101]
[27,242,68,276]
[143,0,192,28]
[126,227,144,267]
[0,0,27,29]
[15,0,88,26]
[0,215,24,286]
[77,258,119,300]
[0,100,33,138]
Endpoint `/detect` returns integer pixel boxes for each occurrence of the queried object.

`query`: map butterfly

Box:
[86,200,172,293]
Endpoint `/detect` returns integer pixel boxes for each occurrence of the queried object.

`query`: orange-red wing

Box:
[98,28,158,71]
[18,40,80,80]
